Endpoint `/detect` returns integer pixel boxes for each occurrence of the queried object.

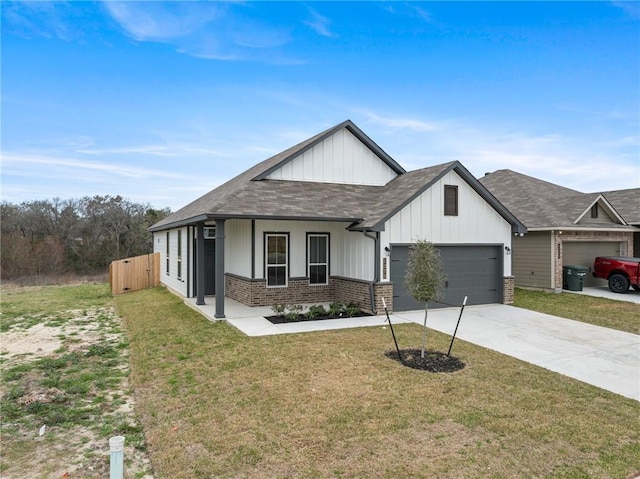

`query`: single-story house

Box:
[150,120,526,317]
[480,169,638,291]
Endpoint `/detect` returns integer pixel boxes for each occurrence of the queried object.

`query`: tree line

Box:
[1,196,171,279]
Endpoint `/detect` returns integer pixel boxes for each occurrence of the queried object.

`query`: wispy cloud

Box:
[1,153,192,180]
[303,7,336,38]
[353,110,639,192]
[76,144,230,158]
[360,111,444,132]
[0,152,225,209]
[102,1,300,63]
[611,1,640,19]
[102,2,223,41]
[1,1,92,41]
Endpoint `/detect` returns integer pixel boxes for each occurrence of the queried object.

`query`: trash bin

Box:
[563,265,589,291]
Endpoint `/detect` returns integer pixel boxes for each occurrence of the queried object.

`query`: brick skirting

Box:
[225,274,389,313]
[225,274,515,313]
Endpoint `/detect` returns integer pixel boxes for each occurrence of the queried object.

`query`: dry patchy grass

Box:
[0,283,152,479]
[514,288,640,334]
[116,288,640,479]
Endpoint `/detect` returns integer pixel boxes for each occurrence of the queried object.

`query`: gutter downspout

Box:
[363,231,380,314]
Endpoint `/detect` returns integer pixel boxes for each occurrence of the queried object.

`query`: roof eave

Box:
[526,226,639,232]
[149,213,364,232]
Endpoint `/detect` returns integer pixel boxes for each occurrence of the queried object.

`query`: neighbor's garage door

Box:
[390,245,503,311]
[563,241,621,287]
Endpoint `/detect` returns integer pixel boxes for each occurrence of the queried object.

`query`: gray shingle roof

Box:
[479,169,637,229]
[601,188,640,225]
[150,120,393,230]
[150,122,525,233]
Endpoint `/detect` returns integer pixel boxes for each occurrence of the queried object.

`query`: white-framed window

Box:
[165,231,170,275]
[307,233,329,285]
[177,229,182,280]
[265,233,288,287]
[204,227,216,239]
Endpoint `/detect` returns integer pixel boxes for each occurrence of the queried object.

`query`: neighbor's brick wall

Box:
[503,276,515,304]
[552,231,633,292]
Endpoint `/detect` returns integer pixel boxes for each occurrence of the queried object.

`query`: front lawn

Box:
[116,287,640,479]
[514,288,640,334]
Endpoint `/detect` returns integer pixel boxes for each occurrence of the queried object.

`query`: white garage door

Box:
[563,241,622,287]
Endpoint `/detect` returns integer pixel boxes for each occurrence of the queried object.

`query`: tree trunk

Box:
[420,304,429,358]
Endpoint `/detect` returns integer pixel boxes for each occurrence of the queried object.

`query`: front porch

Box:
[184,296,410,337]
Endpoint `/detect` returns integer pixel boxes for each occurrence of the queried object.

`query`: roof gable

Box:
[574,194,626,225]
[355,161,526,234]
[253,120,405,182]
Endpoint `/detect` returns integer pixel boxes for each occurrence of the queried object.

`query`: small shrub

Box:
[344,302,361,317]
[284,304,304,321]
[306,305,327,319]
[328,302,344,317]
[271,304,286,317]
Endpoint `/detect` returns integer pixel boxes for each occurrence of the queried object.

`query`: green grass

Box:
[116,287,640,479]
[514,288,640,334]
[0,283,112,331]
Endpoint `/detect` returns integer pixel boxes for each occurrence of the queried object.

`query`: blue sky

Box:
[2,1,639,211]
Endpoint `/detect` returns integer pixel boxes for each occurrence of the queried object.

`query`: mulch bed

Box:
[265,312,373,325]
[385,348,466,373]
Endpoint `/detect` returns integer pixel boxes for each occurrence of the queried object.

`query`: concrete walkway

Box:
[187,298,640,401]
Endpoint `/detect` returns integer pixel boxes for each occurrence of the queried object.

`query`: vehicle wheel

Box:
[633,285,640,292]
[608,274,630,293]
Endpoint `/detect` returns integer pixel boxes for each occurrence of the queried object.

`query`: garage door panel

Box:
[391,245,502,311]
[563,241,621,287]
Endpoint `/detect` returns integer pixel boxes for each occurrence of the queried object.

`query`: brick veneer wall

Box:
[552,231,633,292]
[332,277,372,312]
[226,273,515,312]
[373,282,393,313]
[225,274,389,313]
[503,276,515,304]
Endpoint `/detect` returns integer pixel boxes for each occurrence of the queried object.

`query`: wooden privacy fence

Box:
[109,252,160,295]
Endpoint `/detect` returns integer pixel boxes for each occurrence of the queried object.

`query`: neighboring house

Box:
[150,120,525,318]
[480,170,638,291]
[600,188,640,255]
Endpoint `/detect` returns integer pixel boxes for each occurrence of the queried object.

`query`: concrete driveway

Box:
[390,304,640,402]
[566,285,640,304]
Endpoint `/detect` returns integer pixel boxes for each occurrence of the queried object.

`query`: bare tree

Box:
[1,196,171,279]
